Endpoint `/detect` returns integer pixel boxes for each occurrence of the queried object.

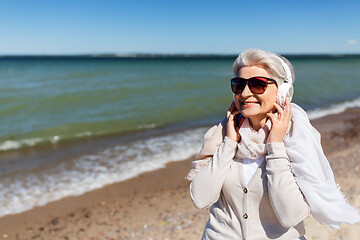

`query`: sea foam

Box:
[0,138,44,151]
[0,127,207,217]
[307,97,360,119]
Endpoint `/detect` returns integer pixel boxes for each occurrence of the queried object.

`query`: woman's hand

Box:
[267,97,292,143]
[226,102,244,142]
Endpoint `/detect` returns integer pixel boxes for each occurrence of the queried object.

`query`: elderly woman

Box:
[187,49,359,239]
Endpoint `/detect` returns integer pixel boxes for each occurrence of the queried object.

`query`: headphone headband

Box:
[277,56,293,85]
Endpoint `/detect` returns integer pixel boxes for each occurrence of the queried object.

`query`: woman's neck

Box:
[248,117,268,131]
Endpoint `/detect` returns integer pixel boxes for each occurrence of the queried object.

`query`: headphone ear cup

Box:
[276,83,293,107]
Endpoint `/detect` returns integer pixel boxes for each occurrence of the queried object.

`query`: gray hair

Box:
[233,49,295,86]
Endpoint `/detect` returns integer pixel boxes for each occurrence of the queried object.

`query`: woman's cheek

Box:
[234,96,242,111]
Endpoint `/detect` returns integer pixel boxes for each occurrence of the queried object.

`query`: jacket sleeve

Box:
[186,117,227,182]
[266,142,310,228]
[190,136,237,209]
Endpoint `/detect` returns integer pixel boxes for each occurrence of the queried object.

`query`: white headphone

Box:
[276,57,294,107]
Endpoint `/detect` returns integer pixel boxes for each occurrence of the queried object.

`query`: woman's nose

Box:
[241,84,253,98]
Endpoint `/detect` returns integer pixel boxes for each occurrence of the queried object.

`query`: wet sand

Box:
[0,109,360,239]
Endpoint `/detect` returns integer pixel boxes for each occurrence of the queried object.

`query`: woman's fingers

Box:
[227,101,240,119]
[267,112,277,123]
[267,98,291,143]
[232,109,240,116]
[227,110,239,120]
[273,97,292,120]
[273,102,284,116]
[227,101,236,118]
[226,101,241,142]
[227,109,231,118]
[228,101,236,112]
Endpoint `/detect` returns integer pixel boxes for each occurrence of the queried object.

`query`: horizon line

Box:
[1,52,360,59]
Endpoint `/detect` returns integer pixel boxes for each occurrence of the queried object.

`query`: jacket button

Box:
[243,188,248,193]
[243,213,248,219]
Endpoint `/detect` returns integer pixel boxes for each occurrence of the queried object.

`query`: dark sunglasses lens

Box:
[231,78,246,94]
[248,78,267,94]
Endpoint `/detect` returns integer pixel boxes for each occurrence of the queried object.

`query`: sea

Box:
[1,55,360,217]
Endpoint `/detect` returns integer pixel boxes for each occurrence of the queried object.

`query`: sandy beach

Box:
[0,109,360,240]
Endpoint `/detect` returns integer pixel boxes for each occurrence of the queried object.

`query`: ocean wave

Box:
[0,127,207,217]
[137,123,156,129]
[0,132,91,151]
[0,138,45,151]
[307,97,360,120]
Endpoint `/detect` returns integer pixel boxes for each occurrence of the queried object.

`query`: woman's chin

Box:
[240,110,269,123]
[240,108,260,118]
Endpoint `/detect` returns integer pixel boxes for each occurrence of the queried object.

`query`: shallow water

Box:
[1,55,360,217]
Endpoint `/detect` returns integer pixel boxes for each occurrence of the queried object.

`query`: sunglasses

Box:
[231,76,277,94]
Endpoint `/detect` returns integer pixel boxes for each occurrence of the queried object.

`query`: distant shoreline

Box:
[1,53,360,59]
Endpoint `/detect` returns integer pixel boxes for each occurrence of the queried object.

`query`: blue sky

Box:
[0,0,359,55]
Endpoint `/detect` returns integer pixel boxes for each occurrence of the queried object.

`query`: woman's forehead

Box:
[238,66,271,78]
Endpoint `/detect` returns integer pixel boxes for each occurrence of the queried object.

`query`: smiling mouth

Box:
[242,101,260,106]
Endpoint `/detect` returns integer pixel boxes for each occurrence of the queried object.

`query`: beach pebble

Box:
[49,217,59,226]
[31,234,40,239]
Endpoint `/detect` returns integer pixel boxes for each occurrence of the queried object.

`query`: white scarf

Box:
[235,118,270,184]
[188,103,360,229]
[235,117,271,160]
[285,103,359,229]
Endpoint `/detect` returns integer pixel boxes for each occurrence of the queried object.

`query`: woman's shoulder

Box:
[203,117,227,140]
[196,118,227,159]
